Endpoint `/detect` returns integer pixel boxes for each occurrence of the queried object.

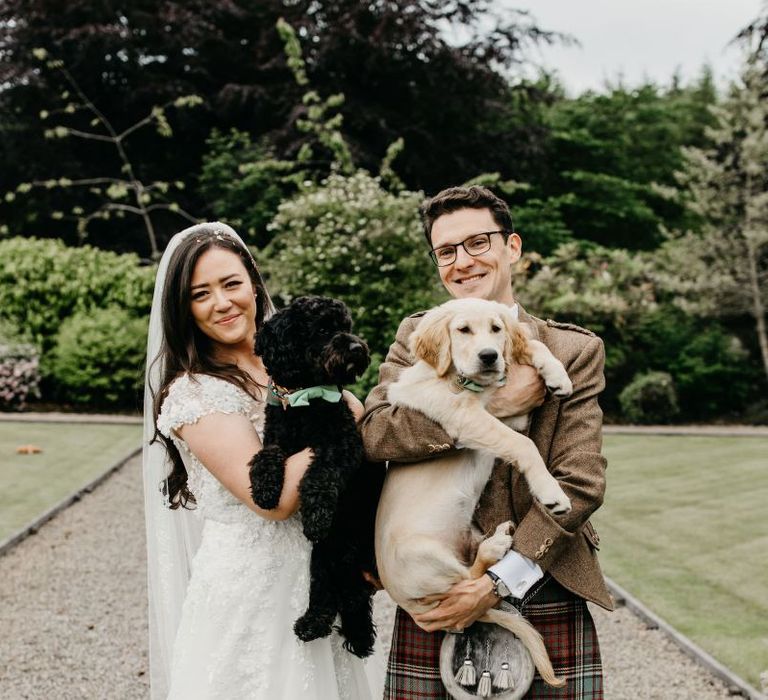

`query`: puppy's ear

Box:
[410,307,452,376]
[501,310,532,368]
[254,320,277,368]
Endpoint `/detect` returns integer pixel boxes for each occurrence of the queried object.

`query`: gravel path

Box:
[0,455,741,699]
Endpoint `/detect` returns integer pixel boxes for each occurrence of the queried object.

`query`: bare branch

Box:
[62,127,115,143]
[145,203,198,223]
[103,203,145,215]
[29,176,125,188]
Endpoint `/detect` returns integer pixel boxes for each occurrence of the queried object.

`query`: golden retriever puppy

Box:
[375,298,573,687]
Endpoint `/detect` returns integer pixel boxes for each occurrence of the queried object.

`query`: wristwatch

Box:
[485,570,512,599]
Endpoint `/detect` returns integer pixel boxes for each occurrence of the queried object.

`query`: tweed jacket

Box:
[360,306,613,611]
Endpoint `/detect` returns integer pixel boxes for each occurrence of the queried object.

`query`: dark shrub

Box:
[48,308,147,408]
[619,371,679,424]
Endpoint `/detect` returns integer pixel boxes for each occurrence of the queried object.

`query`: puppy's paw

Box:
[294,611,334,642]
[529,473,571,516]
[536,485,571,515]
[545,368,573,398]
[301,508,335,542]
[249,446,286,510]
[477,530,513,565]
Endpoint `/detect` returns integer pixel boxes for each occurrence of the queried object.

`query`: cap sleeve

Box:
[157,373,251,438]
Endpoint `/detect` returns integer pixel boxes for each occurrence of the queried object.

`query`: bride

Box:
[143,222,384,699]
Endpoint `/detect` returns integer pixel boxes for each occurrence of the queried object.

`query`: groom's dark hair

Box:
[419,185,514,247]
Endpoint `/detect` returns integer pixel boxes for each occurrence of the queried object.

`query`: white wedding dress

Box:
[157,373,381,700]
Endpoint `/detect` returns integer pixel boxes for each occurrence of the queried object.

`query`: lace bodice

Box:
[157,372,267,524]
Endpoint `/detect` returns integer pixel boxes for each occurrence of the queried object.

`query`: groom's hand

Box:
[411,576,498,633]
[486,363,545,419]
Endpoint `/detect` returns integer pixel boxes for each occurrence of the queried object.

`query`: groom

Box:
[361,185,612,698]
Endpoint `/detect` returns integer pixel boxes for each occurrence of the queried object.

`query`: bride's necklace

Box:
[242,357,269,388]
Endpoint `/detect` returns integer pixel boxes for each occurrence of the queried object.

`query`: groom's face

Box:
[430,207,521,306]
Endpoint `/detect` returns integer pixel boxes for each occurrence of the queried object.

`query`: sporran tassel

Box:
[477,670,493,697]
[476,639,493,697]
[493,661,514,690]
[455,638,476,686]
[455,658,477,686]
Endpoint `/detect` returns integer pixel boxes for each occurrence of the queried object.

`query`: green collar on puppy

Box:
[453,375,506,393]
[267,381,343,408]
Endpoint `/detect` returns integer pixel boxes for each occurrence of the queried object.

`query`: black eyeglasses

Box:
[428,230,510,267]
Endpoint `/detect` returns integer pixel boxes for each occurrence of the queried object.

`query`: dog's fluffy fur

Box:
[376,298,573,687]
[249,295,384,658]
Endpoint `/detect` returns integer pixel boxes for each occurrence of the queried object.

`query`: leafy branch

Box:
[277,17,354,174]
[6,49,203,259]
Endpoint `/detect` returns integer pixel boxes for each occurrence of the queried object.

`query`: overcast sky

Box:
[500,0,763,93]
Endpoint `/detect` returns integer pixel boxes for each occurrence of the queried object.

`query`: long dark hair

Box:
[150,229,272,509]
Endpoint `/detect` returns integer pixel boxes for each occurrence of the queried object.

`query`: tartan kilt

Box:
[383,578,603,700]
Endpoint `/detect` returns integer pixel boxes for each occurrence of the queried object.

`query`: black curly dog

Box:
[248,295,384,658]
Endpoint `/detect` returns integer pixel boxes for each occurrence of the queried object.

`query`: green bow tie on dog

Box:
[268,382,343,408]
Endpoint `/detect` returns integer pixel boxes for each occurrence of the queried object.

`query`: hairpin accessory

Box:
[195,229,230,243]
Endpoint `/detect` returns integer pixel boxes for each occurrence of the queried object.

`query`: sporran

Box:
[439,600,535,700]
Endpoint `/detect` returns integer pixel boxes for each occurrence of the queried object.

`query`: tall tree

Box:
[734,2,768,59]
[530,74,718,250]
[0,1,561,253]
[662,56,768,382]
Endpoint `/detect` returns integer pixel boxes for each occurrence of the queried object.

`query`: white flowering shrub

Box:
[0,341,41,410]
[262,171,444,392]
[513,241,660,400]
[513,241,659,331]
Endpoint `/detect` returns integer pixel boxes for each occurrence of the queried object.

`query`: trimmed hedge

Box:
[0,237,154,352]
[0,237,154,408]
[47,307,148,407]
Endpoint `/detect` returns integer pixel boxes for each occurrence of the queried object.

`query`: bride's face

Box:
[189,247,258,350]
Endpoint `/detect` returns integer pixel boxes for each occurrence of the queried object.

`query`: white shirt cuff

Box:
[488,550,543,599]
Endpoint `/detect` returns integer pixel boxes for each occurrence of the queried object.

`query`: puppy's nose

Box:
[478,349,498,365]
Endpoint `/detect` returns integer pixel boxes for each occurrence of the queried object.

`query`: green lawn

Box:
[595,434,768,688]
[0,421,141,543]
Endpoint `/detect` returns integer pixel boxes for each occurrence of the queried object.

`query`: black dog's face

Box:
[255,296,370,388]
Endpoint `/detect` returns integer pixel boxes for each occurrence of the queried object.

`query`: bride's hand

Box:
[342,390,364,422]
[362,570,384,590]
